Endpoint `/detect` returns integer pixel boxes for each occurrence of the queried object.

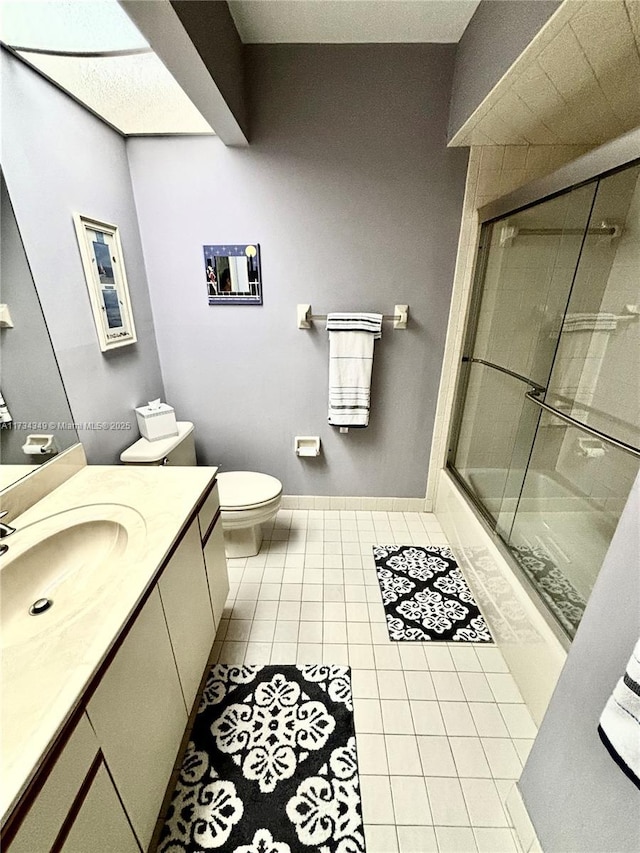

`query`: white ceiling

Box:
[228,0,480,44]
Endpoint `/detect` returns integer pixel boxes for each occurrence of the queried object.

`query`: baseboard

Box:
[506,784,543,853]
[280,495,429,512]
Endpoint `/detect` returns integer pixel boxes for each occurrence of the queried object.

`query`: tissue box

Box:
[135,402,178,441]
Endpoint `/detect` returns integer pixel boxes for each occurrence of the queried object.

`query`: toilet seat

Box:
[217,471,282,511]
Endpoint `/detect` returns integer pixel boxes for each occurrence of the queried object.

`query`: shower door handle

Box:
[524,390,640,460]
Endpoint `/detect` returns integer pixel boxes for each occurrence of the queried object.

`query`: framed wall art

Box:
[73,213,137,351]
[203,243,262,305]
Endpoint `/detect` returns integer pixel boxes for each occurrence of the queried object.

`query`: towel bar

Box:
[297,304,408,330]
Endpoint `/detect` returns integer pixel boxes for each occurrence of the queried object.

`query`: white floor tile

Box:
[349,644,376,669]
[356,733,389,774]
[432,671,466,701]
[351,669,379,698]
[296,642,323,664]
[385,734,423,775]
[424,646,455,671]
[300,601,323,621]
[459,672,494,703]
[481,739,522,779]
[225,619,252,641]
[450,737,492,778]
[460,779,509,827]
[270,642,297,663]
[324,621,348,643]
[436,826,478,852]
[298,621,323,643]
[277,600,301,620]
[486,673,524,704]
[254,600,279,619]
[359,776,395,824]
[273,621,299,642]
[346,602,370,622]
[323,643,349,664]
[324,602,347,621]
[244,642,272,664]
[381,700,415,734]
[410,701,446,736]
[469,703,510,738]
[425,777,470,826]
[301,585,323,601]
[440,702,477,736]
[249,621,276,642]
[513,739,534,765]
[475,646,509,673]
[396,825,438,852]
[498,704,537,739]
[364,824,399,852]
[347,622,373,644]
[377,670,408,700]
[416,735,457,777]
[450,647,483,672]
[473,827,519,853]
[374,646,403,670]
[399,646,429,671]
[404,671,436,701]
[390,776,432,825]
[354,698,384,733]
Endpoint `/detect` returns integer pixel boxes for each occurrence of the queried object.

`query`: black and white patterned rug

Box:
[158,664,365,853]
[373,545,493,643]
[511,544,585,634]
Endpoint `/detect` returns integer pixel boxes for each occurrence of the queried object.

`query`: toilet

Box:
[120,421,197,466]
[216,471,282,558]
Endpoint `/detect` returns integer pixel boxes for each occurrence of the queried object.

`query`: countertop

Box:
[0,463,218,826]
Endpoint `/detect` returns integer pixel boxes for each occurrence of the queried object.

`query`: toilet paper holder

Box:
[295,436,321,457]
[577,437,606,458]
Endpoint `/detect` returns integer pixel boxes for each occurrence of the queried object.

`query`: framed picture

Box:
[203,244,262,305]
[73,214,137,351]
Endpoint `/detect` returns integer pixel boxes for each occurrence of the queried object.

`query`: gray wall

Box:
[0,50,165,463]
[171,0,249,138]
[127,44,468,497]
[519,473,640,852]
[448,0,561,140]
[0,175,77,464]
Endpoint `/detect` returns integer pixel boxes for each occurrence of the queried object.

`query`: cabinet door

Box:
[60,763,139,853]
[8,715,99,853]
[158,519,215,710]
[203,520,229,629]
[86,588,187,851]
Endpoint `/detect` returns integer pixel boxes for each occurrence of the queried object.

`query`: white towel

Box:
[326,313,383,428]
[599,638,640,789]
[0,390,12,424]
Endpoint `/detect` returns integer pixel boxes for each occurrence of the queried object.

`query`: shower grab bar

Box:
[463,357,546,393]
[525,390,640,460]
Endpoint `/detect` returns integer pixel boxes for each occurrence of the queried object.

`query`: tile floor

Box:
[211,509,538,853]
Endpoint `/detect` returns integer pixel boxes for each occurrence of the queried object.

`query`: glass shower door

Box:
[449,181,598,529]
[505,164,640,635]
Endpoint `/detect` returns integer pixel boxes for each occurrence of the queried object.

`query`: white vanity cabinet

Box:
[198,482,229,629]
[85,587,188,851]
[4,477,229,853]
[158,518,216,709]
[7,716,137,853]
[60,764,139,853]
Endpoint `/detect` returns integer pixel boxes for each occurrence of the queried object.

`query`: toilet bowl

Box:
[217,471,282,558]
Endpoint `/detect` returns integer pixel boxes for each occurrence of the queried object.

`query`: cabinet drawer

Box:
[198,481,220,541]
[8,715,98,853]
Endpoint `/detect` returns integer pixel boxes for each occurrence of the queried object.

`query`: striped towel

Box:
[326,313,383,428]
[0,390,12,424]
[598,638,640,789]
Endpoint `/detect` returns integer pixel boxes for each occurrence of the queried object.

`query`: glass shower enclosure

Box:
[448,154,640,639]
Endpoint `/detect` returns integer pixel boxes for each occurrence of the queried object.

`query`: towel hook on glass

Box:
[297,304,409,330]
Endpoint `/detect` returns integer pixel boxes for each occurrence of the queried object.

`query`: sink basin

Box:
[0,504,146,646]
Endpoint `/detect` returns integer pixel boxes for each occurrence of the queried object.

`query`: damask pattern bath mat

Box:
[373,545,493,643]
[158,664,365,853]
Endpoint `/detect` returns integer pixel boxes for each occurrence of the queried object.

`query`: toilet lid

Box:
[217,471,283,509]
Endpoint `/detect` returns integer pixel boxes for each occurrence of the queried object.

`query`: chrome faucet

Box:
[0,511,16,538]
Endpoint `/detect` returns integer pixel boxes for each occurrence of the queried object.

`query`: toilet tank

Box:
[120,421,196,466]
